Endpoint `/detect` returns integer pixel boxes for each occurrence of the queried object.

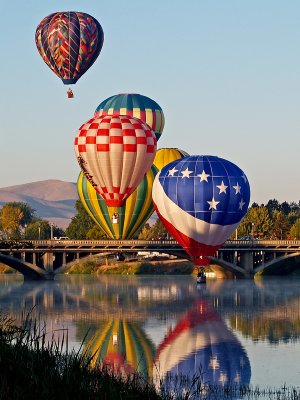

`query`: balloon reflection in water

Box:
[85,320,155,378]
[154,300,251,391]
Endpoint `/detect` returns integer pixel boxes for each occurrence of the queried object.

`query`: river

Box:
[0,274,300,392]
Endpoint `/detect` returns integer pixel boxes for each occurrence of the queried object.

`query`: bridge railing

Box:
[1,239,300,250]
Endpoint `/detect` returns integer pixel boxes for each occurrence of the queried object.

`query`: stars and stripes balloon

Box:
[77,165,158,239]
[152,155,250,266]
[153,148,189,171]
[35,11,104,85]
[154,300,251,392]
[74,115,157,207]
[94,93,165,141]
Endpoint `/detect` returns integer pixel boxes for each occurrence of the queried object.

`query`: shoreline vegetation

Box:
[0,258,199,275]
[66,258,197,275]
[0,314,300,400]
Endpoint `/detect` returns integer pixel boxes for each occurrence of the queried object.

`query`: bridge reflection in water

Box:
[1,276,300,389]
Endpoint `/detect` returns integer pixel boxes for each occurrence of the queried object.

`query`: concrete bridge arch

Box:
[0,254,48,280]
[209,257,248,278]
[255,252,300,275]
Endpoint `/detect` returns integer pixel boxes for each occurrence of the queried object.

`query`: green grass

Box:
[0,314,161,400]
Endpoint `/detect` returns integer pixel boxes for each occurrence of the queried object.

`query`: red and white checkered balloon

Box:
[74,115,157,207]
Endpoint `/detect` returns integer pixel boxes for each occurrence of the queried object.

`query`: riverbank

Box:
[65,258,196,275]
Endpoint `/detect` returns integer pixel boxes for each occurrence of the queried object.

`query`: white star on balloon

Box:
[209,356,220,370]
[216,180,228,194]
[219,372,228,385]
[181,168,193,178]
[239,199,246,210]
[198,170,210,182]
[233,182,241,194]
[168,167,178,176]
[207,197,220,210]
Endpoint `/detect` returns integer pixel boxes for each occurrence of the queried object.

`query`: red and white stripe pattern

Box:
[152,171,240,265]
[74,115,157,207]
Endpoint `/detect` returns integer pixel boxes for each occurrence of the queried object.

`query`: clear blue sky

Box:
[1,0,299,204]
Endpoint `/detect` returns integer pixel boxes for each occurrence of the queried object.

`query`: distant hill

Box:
[0,179,158,231]
[0,180,78,230]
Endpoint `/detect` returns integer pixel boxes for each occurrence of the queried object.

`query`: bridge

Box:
[0,239,300,280]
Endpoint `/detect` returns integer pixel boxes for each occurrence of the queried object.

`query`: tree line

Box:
[1,199,300,241]
[0,202,64,240]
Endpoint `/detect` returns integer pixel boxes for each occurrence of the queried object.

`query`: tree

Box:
[290,219,300,240]
[65,200,96,239]
[281,201,291,216]
[271,211,291,239]
[238,206,272,238]
[25,220,64,240]
[86,225,107,240]
[0,205,24,239]
[138,223,152,240]
[4,202,36,227]
[266,199,281,217]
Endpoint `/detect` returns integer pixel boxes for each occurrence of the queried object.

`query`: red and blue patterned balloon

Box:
[35,11,104,85]
[152,155,250,266]
[154,300,251,393]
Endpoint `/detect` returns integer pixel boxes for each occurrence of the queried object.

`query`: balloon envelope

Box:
[94,93,164,141]
[153,148,189,171]
[35,11,104,84]
[154,300,251,390]
[75,115,157,207]
[152,155,250,265]
[85,320,155,378]
[77,165,158,239]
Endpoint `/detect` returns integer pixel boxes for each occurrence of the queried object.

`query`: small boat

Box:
[197,269,206,284]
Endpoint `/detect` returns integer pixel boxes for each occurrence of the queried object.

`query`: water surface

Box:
[0,274,300,390]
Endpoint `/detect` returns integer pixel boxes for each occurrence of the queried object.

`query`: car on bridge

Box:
[240,236,255,240]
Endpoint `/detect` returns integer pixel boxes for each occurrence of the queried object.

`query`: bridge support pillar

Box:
[62,252,67,267]
[42,252,54,279]
[32,252,36,266]
[239,251,254,277]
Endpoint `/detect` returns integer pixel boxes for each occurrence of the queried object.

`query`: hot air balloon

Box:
[153,148,189,171]
[85,319,155,378]
[35,12,104,88]
[75,115,157,207]
[77,165,158,239]
[94,94,164,141]
[152,155,250,266]
[154,300,251,392]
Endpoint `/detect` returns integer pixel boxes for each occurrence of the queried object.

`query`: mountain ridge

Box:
[0,180,78,230]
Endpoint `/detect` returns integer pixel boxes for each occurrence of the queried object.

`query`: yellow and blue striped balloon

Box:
[84,319,155,377]
[77,165,158,240]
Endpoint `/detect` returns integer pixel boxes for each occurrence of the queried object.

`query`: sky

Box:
[1,0,299,204]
